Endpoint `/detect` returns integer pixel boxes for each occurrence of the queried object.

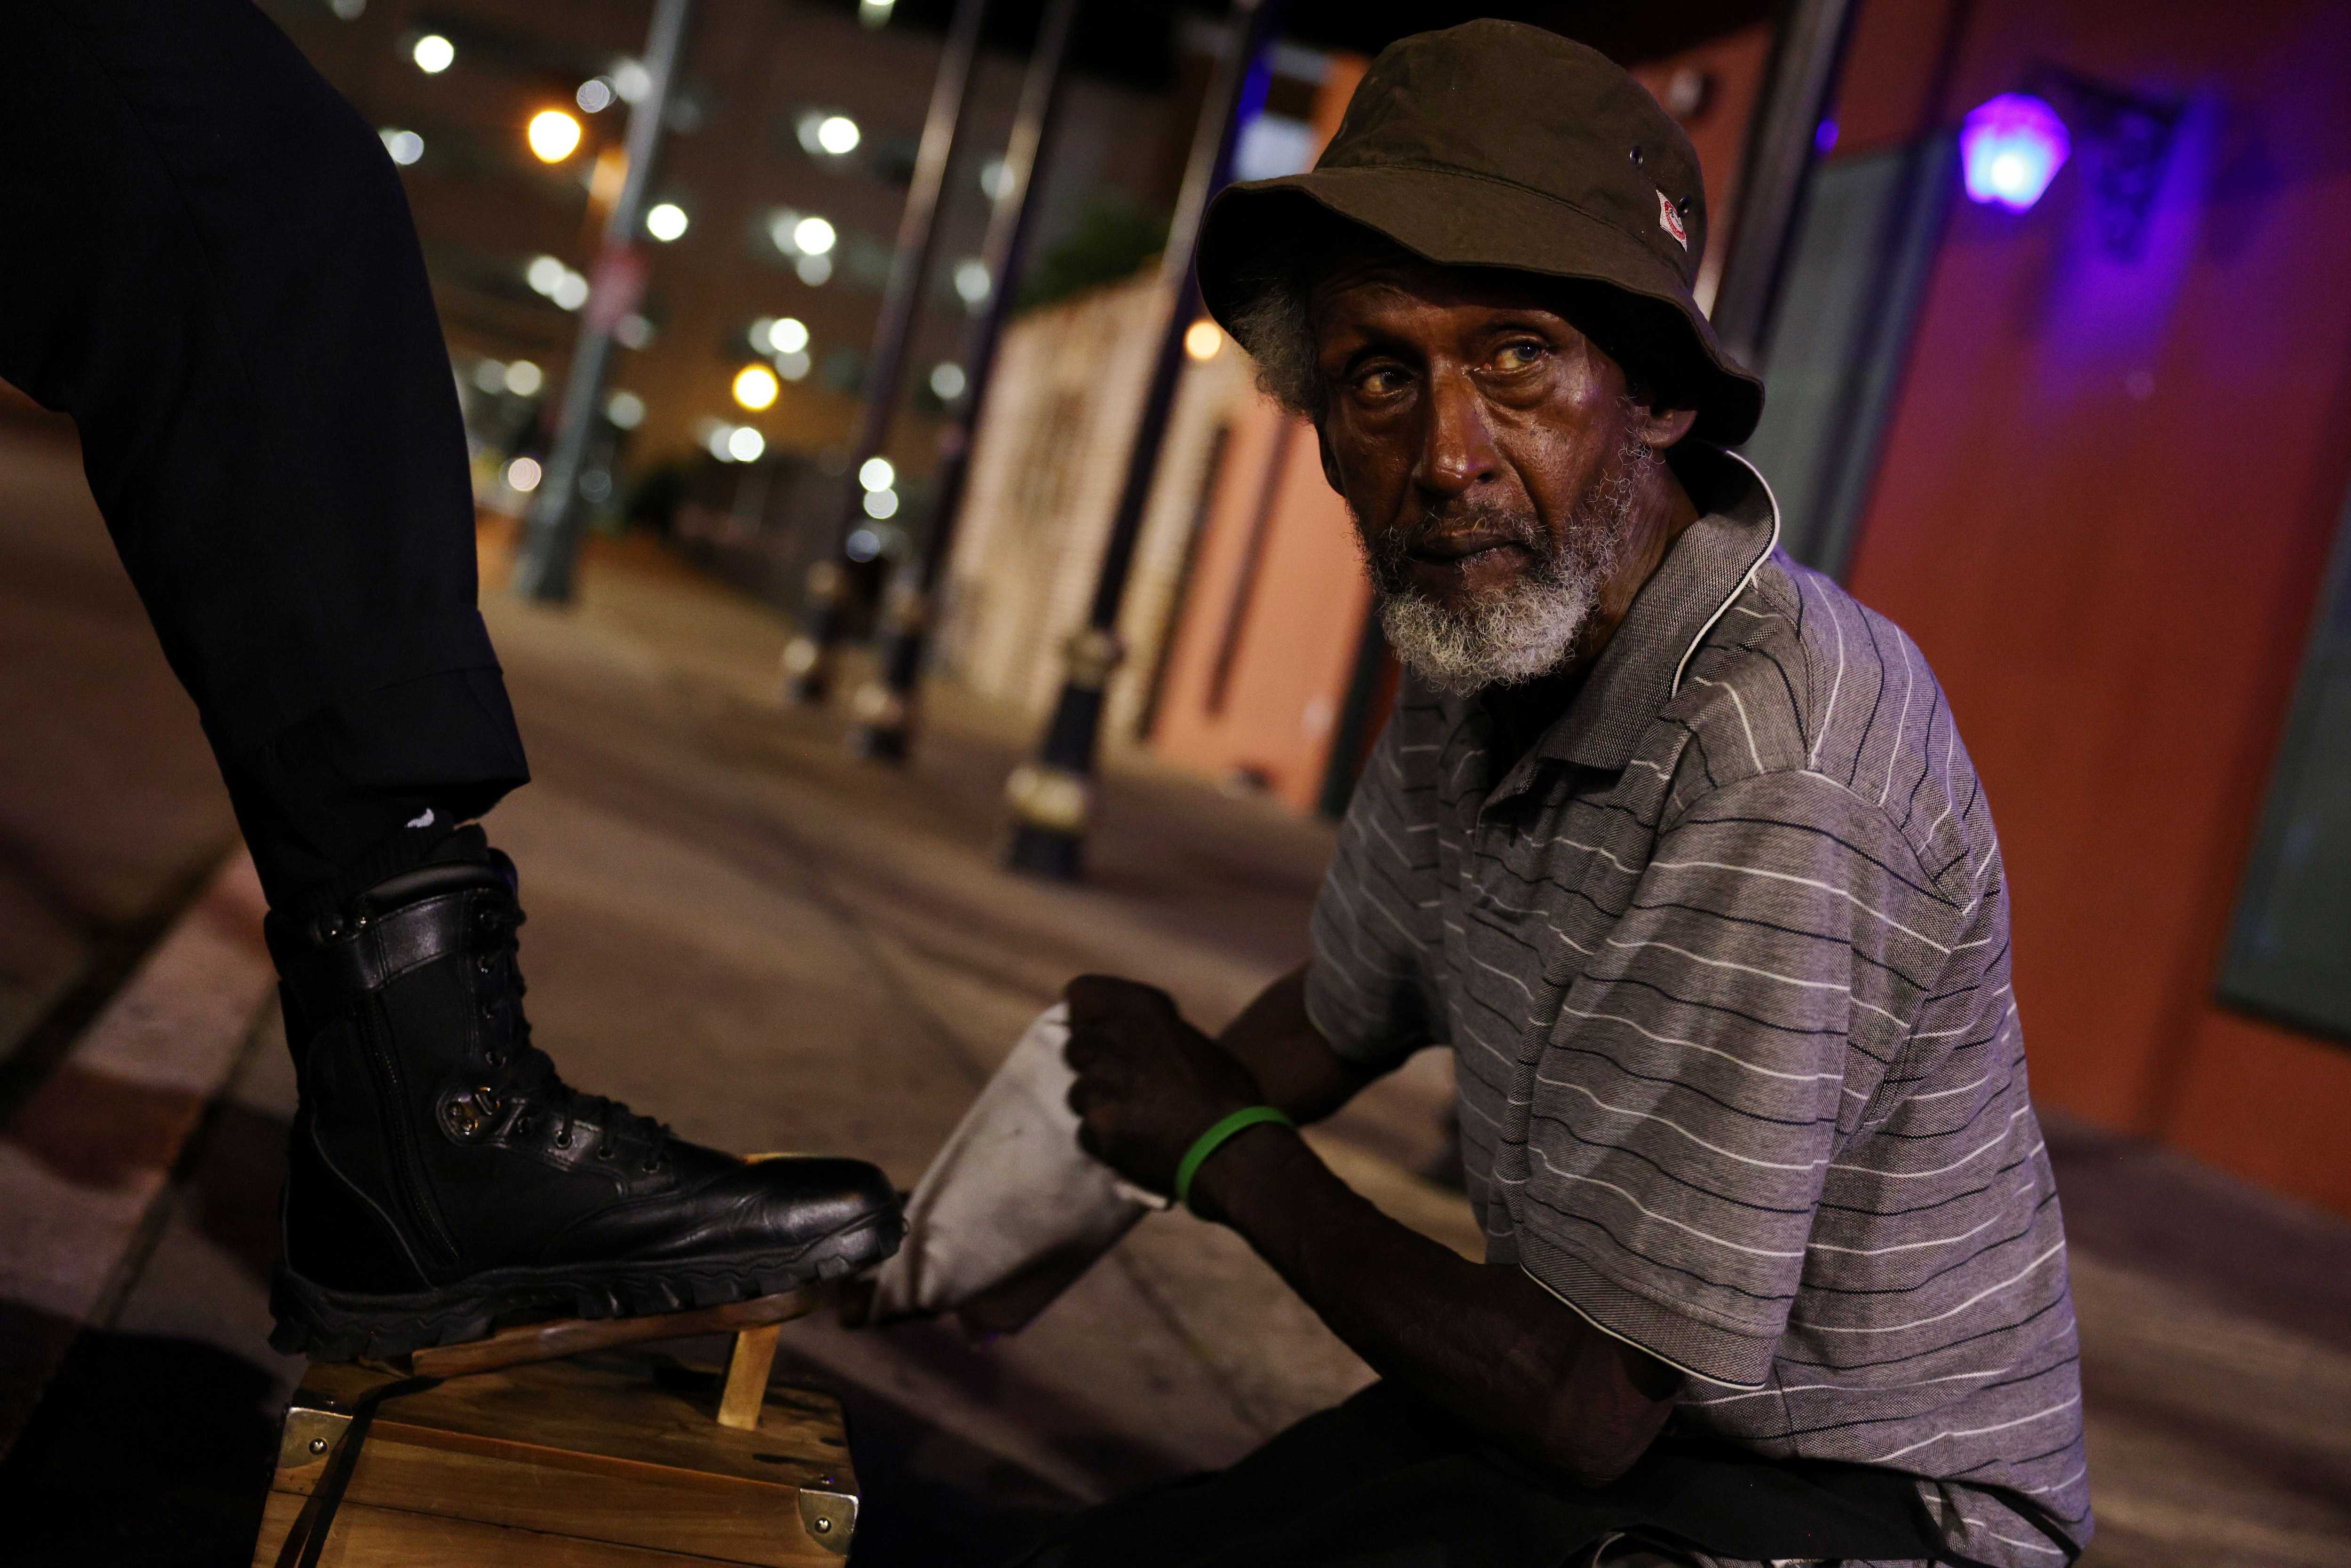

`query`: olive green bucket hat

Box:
[1197,18,1764,445]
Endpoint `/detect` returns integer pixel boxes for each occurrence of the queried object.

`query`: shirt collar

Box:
[1532,442,1783,772]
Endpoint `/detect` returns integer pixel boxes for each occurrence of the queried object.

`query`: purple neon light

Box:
[1960,93,2069,212]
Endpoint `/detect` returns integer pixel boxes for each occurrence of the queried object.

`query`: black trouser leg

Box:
[1010,1383,1958,1568]
[0,0,527,913]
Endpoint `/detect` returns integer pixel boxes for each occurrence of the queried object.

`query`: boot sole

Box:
[268,1205,905,1363]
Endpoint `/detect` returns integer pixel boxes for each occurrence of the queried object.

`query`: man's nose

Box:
[1412,370,1501,500]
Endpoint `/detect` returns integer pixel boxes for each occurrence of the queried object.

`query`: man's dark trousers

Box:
[0,0,529,910]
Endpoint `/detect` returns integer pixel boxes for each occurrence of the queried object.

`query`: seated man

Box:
[1047,21,2089,1568]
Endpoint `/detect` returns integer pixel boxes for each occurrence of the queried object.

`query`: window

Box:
[2219,489,2351,1042]
[1740,134,1954,576]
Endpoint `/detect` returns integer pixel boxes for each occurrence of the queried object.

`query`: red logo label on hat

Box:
[1657,189,1688,250]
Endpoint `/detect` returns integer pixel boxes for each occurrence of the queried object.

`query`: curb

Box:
[0,850,275,1460]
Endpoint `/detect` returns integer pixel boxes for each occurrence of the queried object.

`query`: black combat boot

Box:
[263,828,902,1360]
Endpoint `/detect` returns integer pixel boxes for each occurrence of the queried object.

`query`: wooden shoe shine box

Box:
[251,1353,860,1566]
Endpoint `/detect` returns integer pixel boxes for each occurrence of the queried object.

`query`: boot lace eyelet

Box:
[595,1142,617,1161]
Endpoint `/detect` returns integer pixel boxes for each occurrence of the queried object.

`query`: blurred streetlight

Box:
[412,33,454,73]
[528,109,584,163]
[505,456,543,491]
[859,0,894,25]
[953,259,990,304]
[646,202,689,241]
[1184,319,1223,360]
[793,215,837,255]
[606,390,646,428]
[576,78,616,113]
[379,128,424,166]
[733,363,781,410]
[862,487,899,520]
[727,425,765,462]
[803,113,861,155]
[859,456,894,492]
[767,317,809,355]
[504,360,544,396]
[928,361,965,400]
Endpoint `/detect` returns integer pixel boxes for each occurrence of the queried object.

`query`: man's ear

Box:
[1639,403,1700,452]
[1316,422,1345,496]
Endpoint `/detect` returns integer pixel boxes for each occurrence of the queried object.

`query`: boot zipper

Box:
[356,999,463,1269]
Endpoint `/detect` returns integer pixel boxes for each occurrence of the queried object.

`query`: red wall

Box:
[1839,0,2351,1215]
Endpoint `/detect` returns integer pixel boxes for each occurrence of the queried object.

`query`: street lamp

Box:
[1959,94,2069,211]
[509,0,695,604]
[733,363,781,411]
[528,109,584,163]
[1000,0,1286,877]
[1960,69,2181,258]
[780,0,992,706]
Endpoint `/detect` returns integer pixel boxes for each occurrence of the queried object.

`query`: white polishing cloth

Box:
[868,1003,1169,1333]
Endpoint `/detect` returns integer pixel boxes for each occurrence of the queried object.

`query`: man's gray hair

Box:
[1224,256,1323,418]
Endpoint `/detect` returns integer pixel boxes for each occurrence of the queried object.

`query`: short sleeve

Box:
[1304,712,1444,1072]
[1510,770,1959,1387]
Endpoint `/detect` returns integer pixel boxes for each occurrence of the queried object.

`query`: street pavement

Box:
[0,418,2345,1565]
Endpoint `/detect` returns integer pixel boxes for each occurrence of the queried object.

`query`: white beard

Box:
[1376,570,1605,696]
[1362,431,1653,697]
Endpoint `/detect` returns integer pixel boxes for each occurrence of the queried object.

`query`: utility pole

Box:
[1002,0,1284,880]
[781,0,990,705]
[850,0,1080,762]
[512,0,694,602]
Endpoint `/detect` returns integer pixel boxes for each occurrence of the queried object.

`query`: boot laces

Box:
[473,902,671,1172]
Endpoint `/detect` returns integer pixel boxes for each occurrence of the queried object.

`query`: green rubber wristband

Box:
[1174,1105,1295,1216]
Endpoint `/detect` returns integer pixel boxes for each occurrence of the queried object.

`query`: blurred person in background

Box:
[1,0,900,1362]
[1045,23,2089,1568]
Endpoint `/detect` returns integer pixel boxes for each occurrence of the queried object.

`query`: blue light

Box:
[1960,93,2069,212]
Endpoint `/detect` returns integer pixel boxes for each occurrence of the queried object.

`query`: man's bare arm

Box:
[1211,965,1376,1124]
[1065,972,1680,1486]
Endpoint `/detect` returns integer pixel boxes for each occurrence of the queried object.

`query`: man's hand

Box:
[1064,968,1678,1487]
[1063,975,1267,1198]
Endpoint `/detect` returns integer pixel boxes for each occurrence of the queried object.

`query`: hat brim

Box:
[1197,166,1764,446]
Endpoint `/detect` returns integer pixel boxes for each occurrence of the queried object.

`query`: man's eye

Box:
[1494,341,1546,371]
[1356,366,1408,396]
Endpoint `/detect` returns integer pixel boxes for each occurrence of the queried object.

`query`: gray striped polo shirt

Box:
[1306,445,2090,1567]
